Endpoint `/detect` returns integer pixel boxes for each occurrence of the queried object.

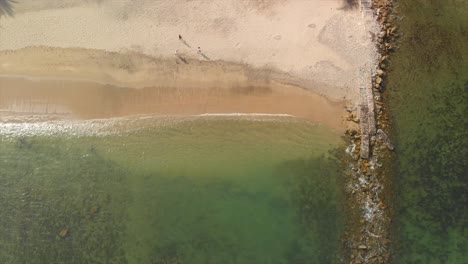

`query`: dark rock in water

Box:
[377,129,394,150]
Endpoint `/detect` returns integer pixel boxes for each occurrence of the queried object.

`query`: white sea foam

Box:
[197,113,293,117]
[0,113,300,139]
[345,141,356,157]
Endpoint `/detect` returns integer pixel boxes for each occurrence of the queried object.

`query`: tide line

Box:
[196,113,294,117]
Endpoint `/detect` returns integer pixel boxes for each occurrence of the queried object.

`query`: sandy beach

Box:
[0,0,377,129]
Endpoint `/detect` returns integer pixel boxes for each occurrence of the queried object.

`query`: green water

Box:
[387,0,468,263]
[0,117,345,263]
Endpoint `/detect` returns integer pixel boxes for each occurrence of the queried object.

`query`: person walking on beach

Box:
[197,47,201,54]
[179,34,182,40]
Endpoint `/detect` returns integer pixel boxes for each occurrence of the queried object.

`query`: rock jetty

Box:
[343,0,398,263]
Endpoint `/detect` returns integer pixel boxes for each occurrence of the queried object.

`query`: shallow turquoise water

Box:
[0,117,345,263]
[386,0,468,263]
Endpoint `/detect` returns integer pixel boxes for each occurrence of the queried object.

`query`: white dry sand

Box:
[0,0,378,129]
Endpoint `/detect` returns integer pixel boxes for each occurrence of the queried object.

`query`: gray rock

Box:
[377,129,394,150]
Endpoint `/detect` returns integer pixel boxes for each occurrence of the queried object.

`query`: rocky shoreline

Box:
[342,0,398,263]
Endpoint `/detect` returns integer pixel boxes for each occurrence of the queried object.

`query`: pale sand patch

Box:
[0,0,377,102]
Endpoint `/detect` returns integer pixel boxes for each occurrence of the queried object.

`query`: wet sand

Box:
[0,61,345,130]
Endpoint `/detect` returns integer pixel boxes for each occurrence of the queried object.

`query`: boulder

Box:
[378,31,386,38]
[377,129,394,150]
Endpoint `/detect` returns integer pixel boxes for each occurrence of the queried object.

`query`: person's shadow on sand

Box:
[179,38,191,48]
[176,54,188,64]
[199,52,210,61]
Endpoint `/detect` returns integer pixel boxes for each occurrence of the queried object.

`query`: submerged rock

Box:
[90,206,98,214]
[59,228,69,238]
[86,206,99,220]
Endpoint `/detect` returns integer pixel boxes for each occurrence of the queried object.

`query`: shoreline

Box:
[0,0,380,133]
[342,0,398,263]
[0,47,347,131]
[1,113,346,141]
